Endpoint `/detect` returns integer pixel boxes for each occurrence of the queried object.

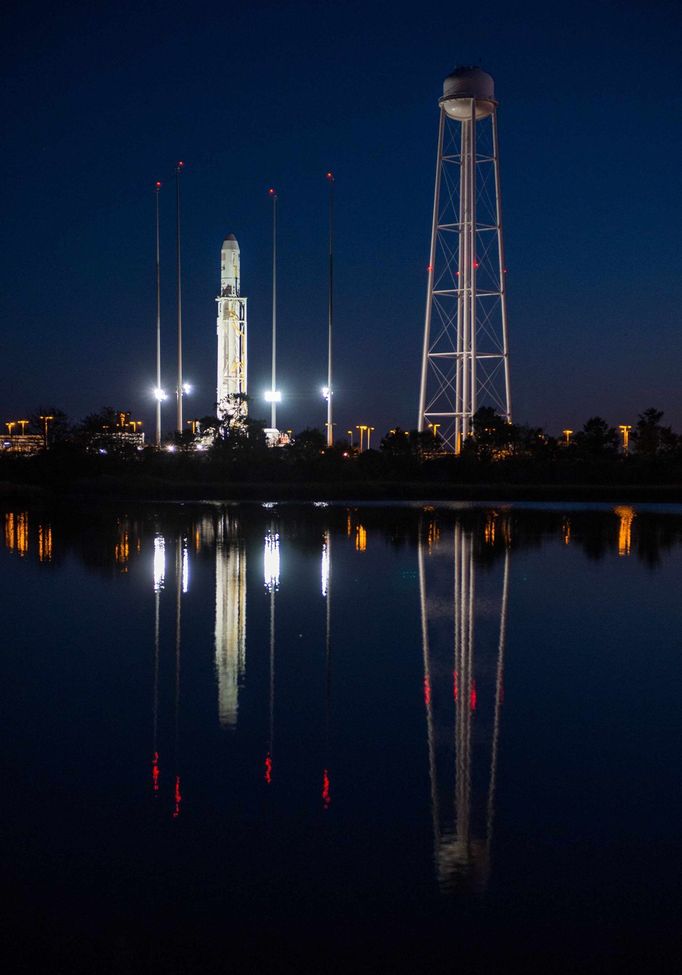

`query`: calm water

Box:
[2,502,682,973]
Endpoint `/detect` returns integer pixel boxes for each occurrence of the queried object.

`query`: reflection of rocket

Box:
[263,526,279,782]
[152,535,165,797]
[321,530,332,810]
[216,235,248,423]
[215,513,247,729]
[419,516,509,891]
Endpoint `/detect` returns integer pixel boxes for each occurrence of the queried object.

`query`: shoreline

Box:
[1,477,681,505]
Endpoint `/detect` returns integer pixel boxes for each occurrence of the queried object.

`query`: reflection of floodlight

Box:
[321,539,329,597]
[182,383,192,395]
[264,390,282,403]
[264,531,280,592]
[153,535,165,591]
[321,386,330,400]
[154,388,167,402]
[182,538,189,594]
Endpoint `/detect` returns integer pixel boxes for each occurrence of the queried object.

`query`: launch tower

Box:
[216,235,248,423]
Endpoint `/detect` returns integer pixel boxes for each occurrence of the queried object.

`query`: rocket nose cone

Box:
[222,234,239,250]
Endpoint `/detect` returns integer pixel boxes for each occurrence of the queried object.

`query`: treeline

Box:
[3,404,682,492]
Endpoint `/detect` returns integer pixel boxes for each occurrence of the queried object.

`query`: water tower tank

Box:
[439,66,497,120]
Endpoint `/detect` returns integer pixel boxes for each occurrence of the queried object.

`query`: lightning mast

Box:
[154,180,162,446]
[175,161,185,434]
[325,171,334,447]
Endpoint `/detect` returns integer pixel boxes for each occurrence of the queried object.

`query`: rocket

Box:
[220,234,240,297]
[216,235,248,423]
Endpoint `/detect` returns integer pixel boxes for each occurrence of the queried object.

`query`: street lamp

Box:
[367,426,375,450]
[347,429,354,447]
[6,421,16,437]
[619,424,632,454]
[17,419,29,436]
[562,429,574,446]
[39,415,54,448]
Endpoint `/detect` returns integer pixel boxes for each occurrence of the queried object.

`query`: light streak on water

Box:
[153,535,165,591]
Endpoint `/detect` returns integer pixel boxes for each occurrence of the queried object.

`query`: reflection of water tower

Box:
[214,511,247,728]
[418,67,512,452]
[418,516,509,890]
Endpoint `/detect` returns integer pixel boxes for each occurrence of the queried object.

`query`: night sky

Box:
[2,0,681,438]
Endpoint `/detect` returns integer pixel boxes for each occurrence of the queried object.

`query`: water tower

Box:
[417,67,512,452]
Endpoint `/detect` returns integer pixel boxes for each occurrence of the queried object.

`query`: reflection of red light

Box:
[322,769,331,810]
[155,181,162,190]
[454,669,459,701]
[152,751,160,793]
[427,264,433,272]
[172,775,182,818]
[265,753,273,784]
[423,676,431,706]
[470,681,477,712]
[473,260,479,269]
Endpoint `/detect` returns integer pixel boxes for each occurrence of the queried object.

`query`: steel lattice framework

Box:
[418,68,512,453]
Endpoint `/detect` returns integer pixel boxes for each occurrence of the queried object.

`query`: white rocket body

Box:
[216,235,248,423]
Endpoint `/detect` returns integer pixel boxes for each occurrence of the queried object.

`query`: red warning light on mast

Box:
[325,171,335,182]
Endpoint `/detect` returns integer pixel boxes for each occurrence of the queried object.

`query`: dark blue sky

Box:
[2,0,681,437]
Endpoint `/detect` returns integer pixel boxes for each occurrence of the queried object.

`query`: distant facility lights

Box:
[264,390,282,403]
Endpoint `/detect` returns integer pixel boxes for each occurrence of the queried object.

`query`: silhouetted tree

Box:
[380,427,434,460]
[574,416,618,458]
[29,407,71,444]
[633,407,677,458]
[79,407,118,433]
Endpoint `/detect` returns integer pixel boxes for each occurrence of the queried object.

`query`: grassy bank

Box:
[2,476,681,504]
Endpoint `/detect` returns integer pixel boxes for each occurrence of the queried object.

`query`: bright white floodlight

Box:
[182,383,192,395]
[321,386,330,400]
[154,388,167,402]
[264,390,282,403]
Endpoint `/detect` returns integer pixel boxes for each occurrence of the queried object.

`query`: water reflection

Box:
[264,521,278,782]
[419,514,509,891]
[322,529,332,810]
[615,505,636,557]
[214,513,247,730]
[4,502,682,872]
